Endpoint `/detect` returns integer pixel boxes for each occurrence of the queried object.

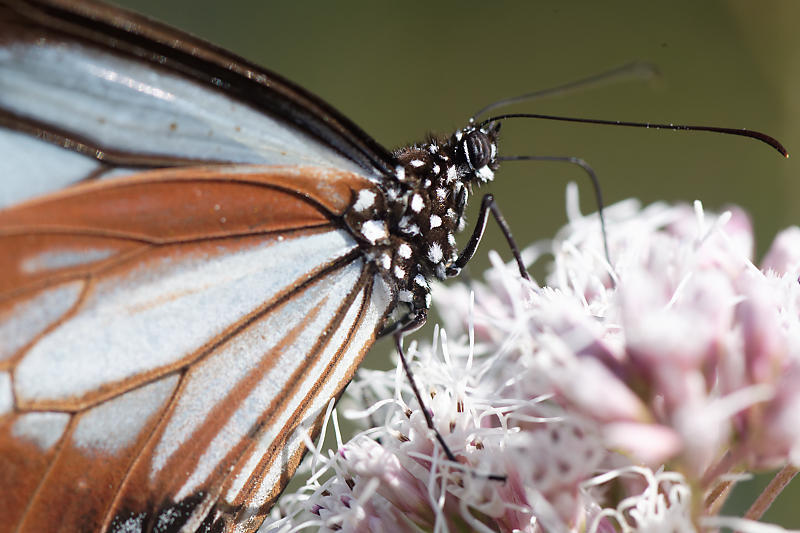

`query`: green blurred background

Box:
[112,0,799,527]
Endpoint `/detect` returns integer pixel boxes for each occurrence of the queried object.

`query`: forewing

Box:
[0,0,394,207]
[0,167,394,532]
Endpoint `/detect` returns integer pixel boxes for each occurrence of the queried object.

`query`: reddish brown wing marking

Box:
[0,164,364,371]
[0,166,391,532]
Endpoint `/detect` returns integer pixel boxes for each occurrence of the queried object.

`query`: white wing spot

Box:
[0,373,11,416]
[410,159,425,168]
[446,165,457,182]
[353,189,376,212]
[394,265,406,279]
[398,243,412,259]
[414,274,428,288]
[361,220,388,244]
[395,165,406,181]
[432,164,440,175]
[430,215,442,229]
[477,166,494,182]
[428,242,443,263]
[398,290,413,303]
[411,194,424,213]
[436,188,447,201]
[448,232,456,245]
[21,248,116,274]
[380,253,391,269]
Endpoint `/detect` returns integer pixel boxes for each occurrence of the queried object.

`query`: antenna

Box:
[471,62,659,121]
[479,113,788,157]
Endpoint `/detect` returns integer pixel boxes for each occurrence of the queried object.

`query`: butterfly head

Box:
[449,122,501,185]
[347,122,503,319]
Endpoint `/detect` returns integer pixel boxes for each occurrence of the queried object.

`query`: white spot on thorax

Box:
[380,253,391,269]
[353,189,376,212]
[404,224,420,236]
[436,188,447,200]
[430,215,442,229]
[477,166,494,182]
[361,220,388,244]
[446,165,457,182]
[395,165,406,181]
[432,164,440,175]
[398,290,413,303]
[399,216,420,236]
[410,194,424,213]
[428,242,443,263]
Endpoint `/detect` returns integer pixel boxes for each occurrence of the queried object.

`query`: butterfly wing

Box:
[0,167,393,532]
[0,0,394,206]
[1,0,399,531]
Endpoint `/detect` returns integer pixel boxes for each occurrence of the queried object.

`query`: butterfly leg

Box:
[445,193,530,281]
[391,310,459,463]
[501,154,613,266]
[391,312,506,481]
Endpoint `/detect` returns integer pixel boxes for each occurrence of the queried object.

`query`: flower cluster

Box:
[265,186,800,532]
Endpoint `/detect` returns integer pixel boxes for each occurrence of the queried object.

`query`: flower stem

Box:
[744,465,799,521]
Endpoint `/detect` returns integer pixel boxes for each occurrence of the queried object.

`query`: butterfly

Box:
[0,2,789,533]
[0,0,526,531]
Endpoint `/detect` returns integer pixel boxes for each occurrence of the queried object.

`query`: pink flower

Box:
[267,190,800,532]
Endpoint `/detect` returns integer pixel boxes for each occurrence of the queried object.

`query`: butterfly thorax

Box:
[345,123,500,316]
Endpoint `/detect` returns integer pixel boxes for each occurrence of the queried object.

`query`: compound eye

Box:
[463,130,492,170]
